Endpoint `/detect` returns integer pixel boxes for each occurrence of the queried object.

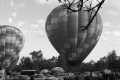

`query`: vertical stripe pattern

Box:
[46,4,103,66]
[6,54,19,71]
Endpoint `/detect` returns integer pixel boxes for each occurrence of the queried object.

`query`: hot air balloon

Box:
[45,4,102,72]
[0,25,24,71]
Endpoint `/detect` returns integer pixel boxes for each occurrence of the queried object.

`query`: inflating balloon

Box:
[40,69,50,74]
[0,25,24,70]
[51,67,65,73]
[46,3,103,68]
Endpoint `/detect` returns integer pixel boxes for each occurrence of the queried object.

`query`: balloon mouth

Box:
[66,57,82,66]
[67,56,80,61]
[68,57,76,61]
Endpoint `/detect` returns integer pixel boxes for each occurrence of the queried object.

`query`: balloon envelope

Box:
[40,69,50,74]
[46,4,103,66]
[5,54,19,71]
[51,67,65,73]
[0,25,24,70]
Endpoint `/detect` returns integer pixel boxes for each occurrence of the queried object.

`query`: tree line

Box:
[11,50,120,72]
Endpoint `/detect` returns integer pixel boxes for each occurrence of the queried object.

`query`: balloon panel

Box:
[46,4,102,65]
[2,50,19,70]
[46,8,68,58]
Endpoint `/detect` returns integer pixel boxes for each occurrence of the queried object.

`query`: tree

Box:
[11,65,22,72]
[107,50,118,70]
[57,55,68,72]
[49,0,105,30]
[29,50,44,71]
[107,50,117,61]
[99,56,108,62]
[94,60,107,71]
[38,59,56,70]
[56,0,105,11]
[45,56,58,70]
[48,56,58,63]
[79,62,95,72]
[19,57,33,70]
[30,50,43,61]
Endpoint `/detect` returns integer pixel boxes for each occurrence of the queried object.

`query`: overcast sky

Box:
[0,0,120,62]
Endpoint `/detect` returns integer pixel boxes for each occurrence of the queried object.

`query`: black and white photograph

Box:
[0,0,119,80]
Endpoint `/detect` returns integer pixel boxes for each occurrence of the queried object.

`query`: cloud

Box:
[100,34,110,41]
[103,22,114,27]
[30,30,42,34]
[113,31,120,37]
[30,19,45,28]
[107,0,120,9]
[17,21,24,27]
[38,19,45,26]
[36,0,47,4]
[103,30,120,38]
[105,31,111,35]
[28,30,46,37]
[17,3,25,8]
[98,41,109,46]
[31,24,39,28]
[12,12,17,17]
[10,0,15,7]
[29,19,46,37]
[38,19,46,35]
[107,10,118,16]
[117,25,120,28]
[35,0,58,5]
[103,30,120,41]
[8,18,13,24]
[10,0,25,9]
[10,0,17,10]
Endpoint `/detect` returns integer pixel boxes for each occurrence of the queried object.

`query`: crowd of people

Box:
[4,69,120,80]
[74,71,120,80]
[30,71,120,80]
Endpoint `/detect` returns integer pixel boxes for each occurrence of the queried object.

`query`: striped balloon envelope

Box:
[5,54,19,72]
[45,4,103,66]
[0,25,24,70]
